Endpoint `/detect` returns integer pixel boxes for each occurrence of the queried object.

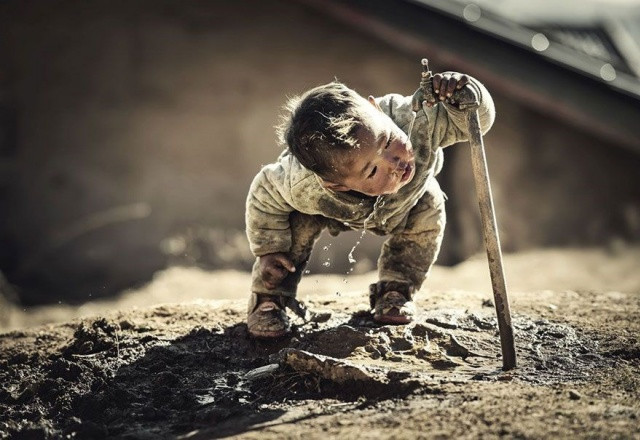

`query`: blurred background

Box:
[1,0,639,323]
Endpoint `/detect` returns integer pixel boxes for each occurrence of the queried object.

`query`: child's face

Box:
[326,98,415,197]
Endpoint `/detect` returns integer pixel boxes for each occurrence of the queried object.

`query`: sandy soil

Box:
[1,246,639,439]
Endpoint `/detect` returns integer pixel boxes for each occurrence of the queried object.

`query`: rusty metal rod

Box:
[466,110,517,370]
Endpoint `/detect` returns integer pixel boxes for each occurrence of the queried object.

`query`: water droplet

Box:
[304,269,311,274]
[335,291,341,296]
[342,278,348,283]
[343,221,350,226]
[323,246,329,251]
[322,260,331,267]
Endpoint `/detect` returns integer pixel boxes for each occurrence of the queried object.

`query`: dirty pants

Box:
[250,187,446,300]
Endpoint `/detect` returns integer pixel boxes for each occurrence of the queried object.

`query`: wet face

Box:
[326,98,415,196]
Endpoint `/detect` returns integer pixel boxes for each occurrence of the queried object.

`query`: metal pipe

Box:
[413,58,516,370]
[466,109,517,370]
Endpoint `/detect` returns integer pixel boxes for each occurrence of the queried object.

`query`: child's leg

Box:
[250,212,327,298]
[373,180,446,322]
[248,212,326,337]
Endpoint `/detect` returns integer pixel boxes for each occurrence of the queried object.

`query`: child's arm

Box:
[424,72,496,146]
[376,73,495,149]
[245,162,296,258]
[247,162,302,290]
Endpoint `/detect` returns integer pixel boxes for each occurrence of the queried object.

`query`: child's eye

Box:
[368,166,377,179]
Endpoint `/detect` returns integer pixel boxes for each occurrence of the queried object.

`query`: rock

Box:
[279,348,386,385]
[378,326,415,351]
[447,335,472,358]
[310,310,332,323]
[305,325,373,358]
[244,364,280,381]
[119,320,134,330]
[569,390,581,400]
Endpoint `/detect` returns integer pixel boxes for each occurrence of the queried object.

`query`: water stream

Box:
[346,194,386,270]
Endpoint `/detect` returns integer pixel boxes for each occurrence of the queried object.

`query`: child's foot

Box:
[370,281,416,324]
[247,294,291,339]
[373,291,416,324]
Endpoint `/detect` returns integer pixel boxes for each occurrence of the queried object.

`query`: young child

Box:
[245,69,495,338]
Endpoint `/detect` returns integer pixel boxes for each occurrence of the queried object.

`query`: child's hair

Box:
[276,81,364,180]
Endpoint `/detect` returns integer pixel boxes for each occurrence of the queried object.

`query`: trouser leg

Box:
[250,212,326,299]
[377,180,446,291]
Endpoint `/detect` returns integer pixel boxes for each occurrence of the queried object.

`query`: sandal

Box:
[369,281,416,324]
[247,293,291,339]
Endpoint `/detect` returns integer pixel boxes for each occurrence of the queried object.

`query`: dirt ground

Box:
[1,245,639,439]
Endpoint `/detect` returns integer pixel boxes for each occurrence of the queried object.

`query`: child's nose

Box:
[381,148,399,165]
[381,140,409,165]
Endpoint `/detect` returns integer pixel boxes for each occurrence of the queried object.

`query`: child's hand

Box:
[425,72,470,108]
[259,252,296,289]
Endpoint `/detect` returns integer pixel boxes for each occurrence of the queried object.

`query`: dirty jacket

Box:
[246,77,495,257]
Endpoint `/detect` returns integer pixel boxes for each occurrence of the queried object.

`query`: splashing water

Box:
[345,194,388,271]
[347,230,366,264]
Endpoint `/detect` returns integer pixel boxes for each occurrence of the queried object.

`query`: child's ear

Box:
[320,178,350,192]
[367,95,383,112]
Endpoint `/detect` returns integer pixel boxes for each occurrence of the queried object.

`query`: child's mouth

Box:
[400,163,413,182]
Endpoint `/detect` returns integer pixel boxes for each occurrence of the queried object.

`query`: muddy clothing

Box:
[246,78,495,298]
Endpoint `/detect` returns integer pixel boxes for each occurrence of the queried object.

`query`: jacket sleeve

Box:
[376,74,495,150]
[426,74,496,148]
[245,161,295,257]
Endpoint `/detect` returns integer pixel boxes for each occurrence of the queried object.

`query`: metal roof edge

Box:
[406,0,640,100]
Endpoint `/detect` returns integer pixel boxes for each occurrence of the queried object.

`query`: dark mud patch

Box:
[0,305,634,439]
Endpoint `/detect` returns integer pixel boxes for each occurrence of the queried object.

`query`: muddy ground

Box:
[1,246,639,439]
